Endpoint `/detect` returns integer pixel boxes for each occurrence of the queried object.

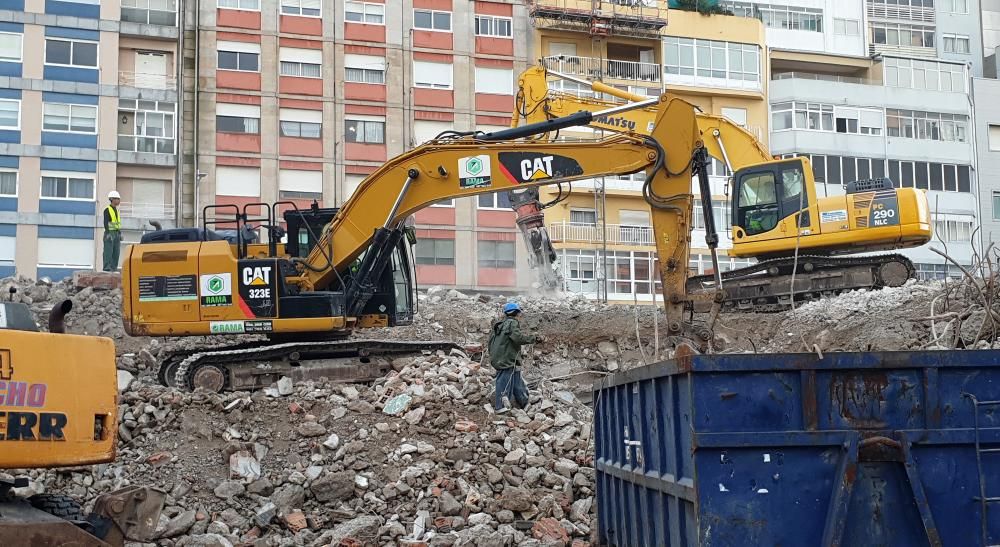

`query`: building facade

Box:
[178,0,537,293]
[531,3,768,302]
[0,0,179,279]
[732,0,982,279]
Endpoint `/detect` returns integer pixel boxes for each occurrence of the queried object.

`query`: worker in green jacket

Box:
[488,302,544,412]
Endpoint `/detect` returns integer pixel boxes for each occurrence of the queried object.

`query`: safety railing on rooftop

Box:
[548,222,654,246]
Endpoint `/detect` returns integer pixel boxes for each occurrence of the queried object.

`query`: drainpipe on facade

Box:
[192,0,201,225]
[174,0,185,227]
[966,64,983,256]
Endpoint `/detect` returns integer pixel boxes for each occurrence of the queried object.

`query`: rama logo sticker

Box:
[199,273,232,307]
[458,155,492,189]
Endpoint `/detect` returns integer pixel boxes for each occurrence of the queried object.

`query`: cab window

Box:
[737,172,779,236]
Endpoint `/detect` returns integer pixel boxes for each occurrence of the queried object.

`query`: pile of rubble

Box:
[17,348,597,547]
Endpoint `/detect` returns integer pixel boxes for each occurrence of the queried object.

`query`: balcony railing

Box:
[119,71,177,90]
[119,202,175,220]
[543,55,661,83]
[771,72,878,86]
[121,6,178,26]
[118,135,176,154]
[548,222,654,246]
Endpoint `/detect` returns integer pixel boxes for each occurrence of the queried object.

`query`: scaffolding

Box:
[528,0,667,40]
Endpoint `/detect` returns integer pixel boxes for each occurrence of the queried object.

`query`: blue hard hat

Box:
[503,302,522,315]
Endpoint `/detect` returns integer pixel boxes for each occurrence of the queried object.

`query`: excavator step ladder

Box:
[966,394,1000,547]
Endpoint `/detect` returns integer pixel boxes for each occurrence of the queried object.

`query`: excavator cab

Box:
[730,158,815,245]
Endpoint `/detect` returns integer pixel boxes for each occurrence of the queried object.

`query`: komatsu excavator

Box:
[122,87,931,392]
[509,65,933,311]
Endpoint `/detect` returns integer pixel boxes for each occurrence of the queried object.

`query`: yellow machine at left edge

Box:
[0,295,165,547]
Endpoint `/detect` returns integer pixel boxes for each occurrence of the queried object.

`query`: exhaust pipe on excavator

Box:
[48,299,72,334]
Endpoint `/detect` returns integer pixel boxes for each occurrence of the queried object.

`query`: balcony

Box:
[543,55,661,84]
[529,0,667,38]
[118,135,175,154]
[121,6,177,26]
[548,222,654,246]
[119,201,175,220]
[772,72,877,86]
[119,71,177,91]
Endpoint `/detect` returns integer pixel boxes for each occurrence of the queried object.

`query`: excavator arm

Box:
[295,98,718,344]
[514,65,773,171]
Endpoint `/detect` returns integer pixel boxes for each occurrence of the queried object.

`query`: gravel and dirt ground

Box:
[2,271,997,546]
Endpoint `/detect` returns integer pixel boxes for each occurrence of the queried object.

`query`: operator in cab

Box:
[487,302,544,413]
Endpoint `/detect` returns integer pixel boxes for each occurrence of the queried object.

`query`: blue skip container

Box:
[593,350,1000,546]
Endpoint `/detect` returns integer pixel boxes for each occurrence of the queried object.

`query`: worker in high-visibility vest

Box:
[102,190,122,272]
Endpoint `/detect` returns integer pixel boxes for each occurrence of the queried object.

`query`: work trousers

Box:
[103,230,121,272]
[494,367,529,411]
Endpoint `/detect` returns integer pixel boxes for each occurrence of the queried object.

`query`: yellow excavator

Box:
[122,83,931,392]
[510,65,933,310]
[0,291,164,545]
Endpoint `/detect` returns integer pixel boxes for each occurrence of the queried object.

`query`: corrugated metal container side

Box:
[593,350,1000,547]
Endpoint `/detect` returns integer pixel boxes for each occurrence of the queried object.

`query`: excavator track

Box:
[158,339,463,392]
[687,253,915,313]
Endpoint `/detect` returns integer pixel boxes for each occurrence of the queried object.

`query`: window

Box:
[345,118,385,144]
[217,165,260,197]
[118,99,175,154]
[0,32,22,62]
[413,61,453,89]
[45,38,97,68]
[887,109,967,142]
[41,172,95,200]
[415,238,454,265]
[993,192,1000,220]
[561,249,597,293]
[475,15,512,38]
[279,47,321,78]
[990,125,1000,151]
[884,58,964,93]
[771,102,833,132]
[933,218,973,242]
[941,0,968,13]
[345,1,384,24]
[38,238,94,270]
[0,171,15,196]
[570,209,597,224]
[871,23,934,48]
[218,42,260,72]
[279,108,321,138]
[121,0,179,25]
[478,240,515,268]
[942,34,971,54]
[281,0,319,16]
[721,2,822,32]
[344,54,386,84]
[474,67,513,95]
[413,9,451,31]
[478,192,512,209]
[216,103,260,134]
[218,0,259,9]
[43,103,97,133]
[0,99,18,129]
[692,200,729,231]
[834,18,860,36]
[721,107,747,127]
[664,37,760,86]
[278,169,322,197]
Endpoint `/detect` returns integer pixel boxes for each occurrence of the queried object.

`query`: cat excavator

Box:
[122,85,931,392]
[509,65,933,310]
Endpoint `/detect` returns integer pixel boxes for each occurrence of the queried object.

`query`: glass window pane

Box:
[414,10,432,28]
[218,51,238,70]
[433,12,450,30]
[46,40,71,64]
[72,42,97,66]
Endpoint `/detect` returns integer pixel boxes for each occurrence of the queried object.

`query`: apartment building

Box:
[177,0,536,292]
[0,0,179,279]
[531,3,767,302]
[724,0,981,279]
